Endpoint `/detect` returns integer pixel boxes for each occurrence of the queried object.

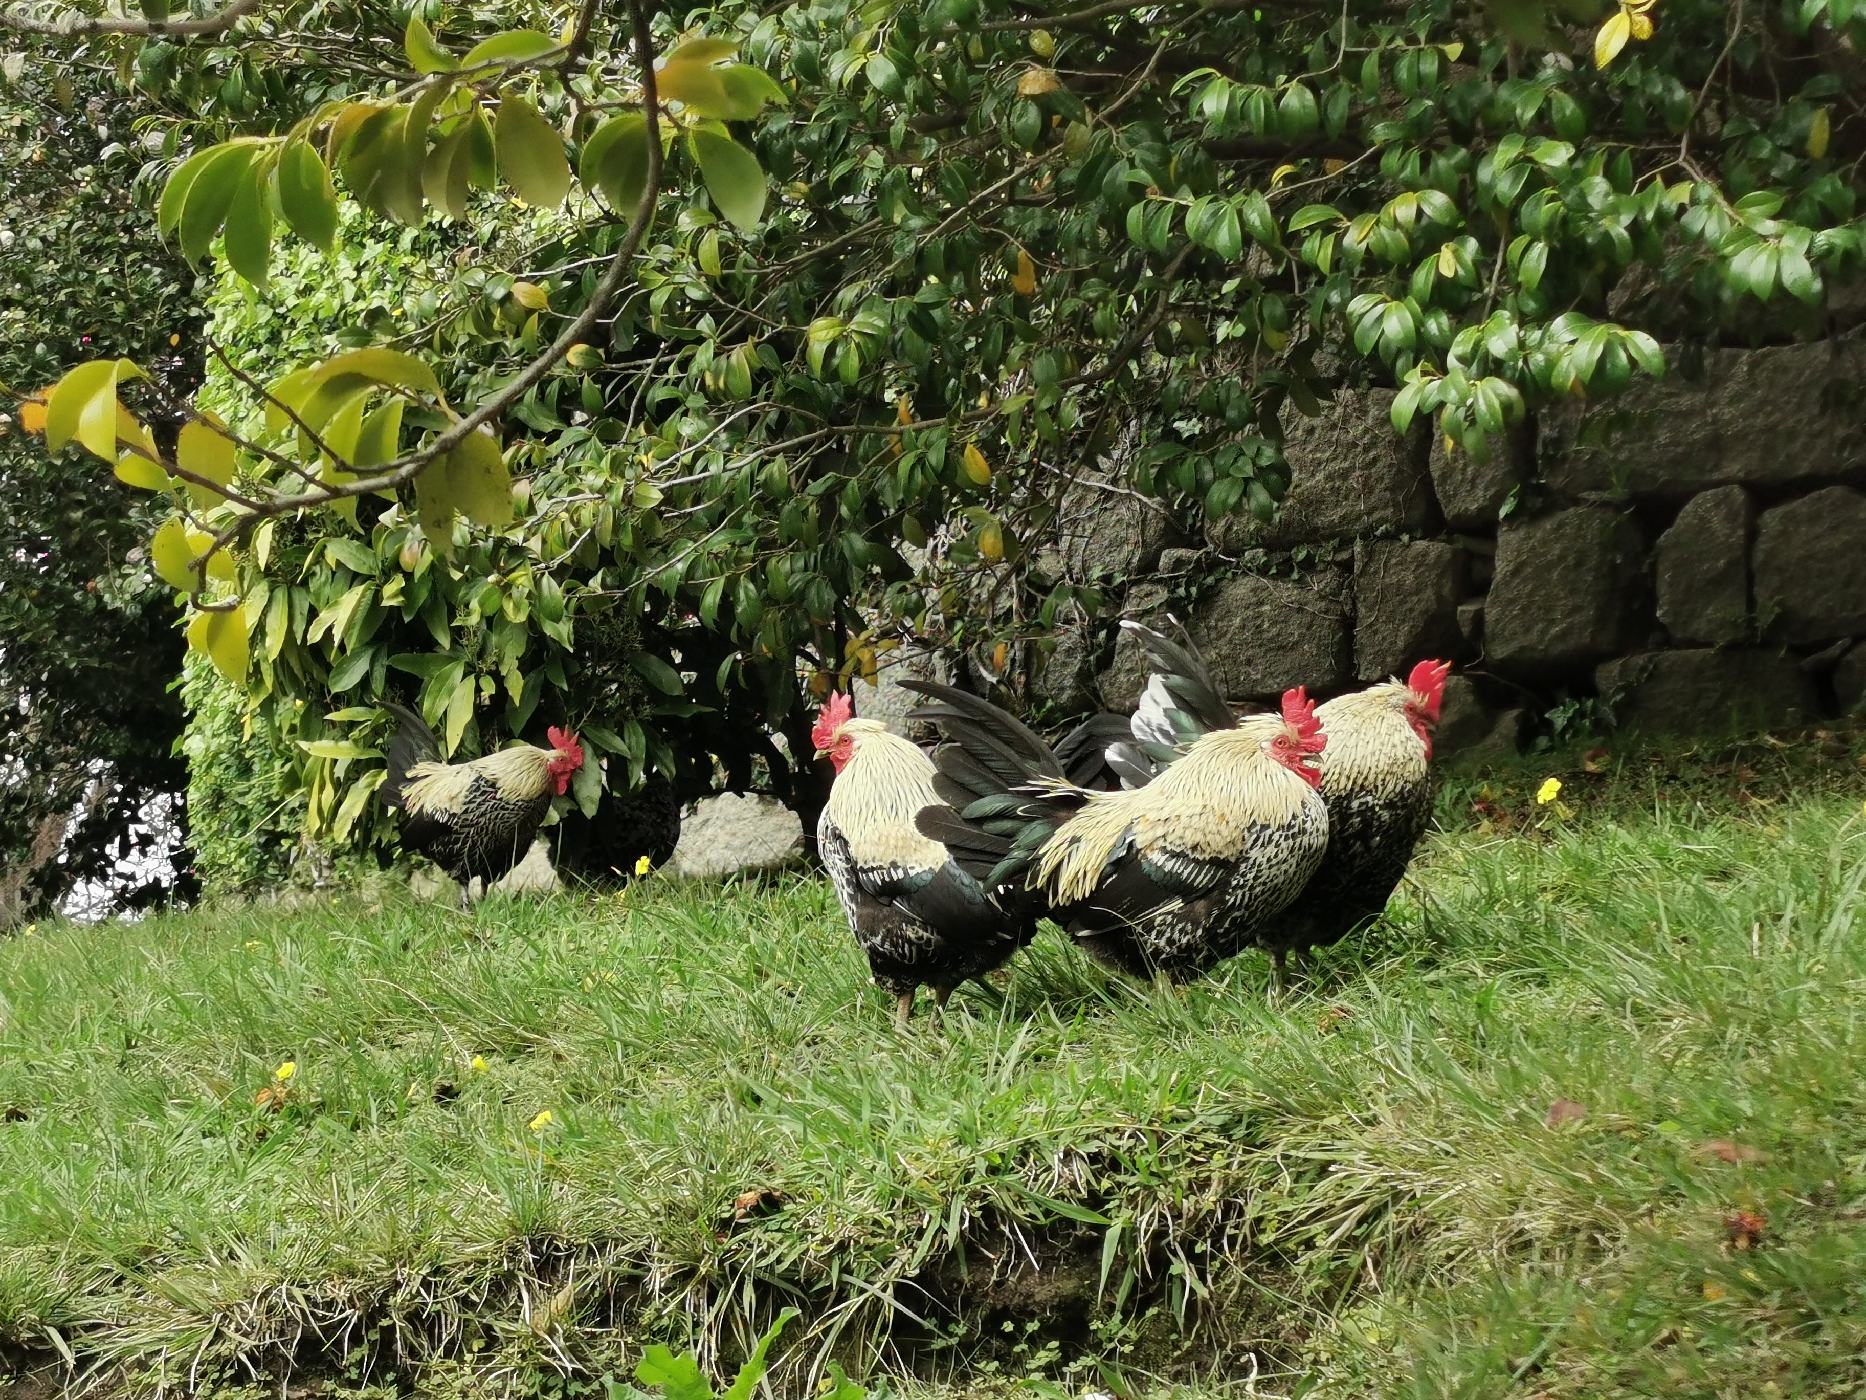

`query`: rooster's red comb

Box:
[812,692,855,749]
[1280,686,1325,751]
[547,726,584,761]
[1406,659,1453,720]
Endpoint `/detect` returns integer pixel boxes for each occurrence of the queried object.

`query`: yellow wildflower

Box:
[22,923,37,937]
[470,1055,489,1074]
[634,854,653,877]
[1536,777,1563,805]
[274,1060,297,1082]
[528,1109,555,1132]
[244,940,263,952]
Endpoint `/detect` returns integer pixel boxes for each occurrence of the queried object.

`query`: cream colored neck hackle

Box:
[1036,714,1317,904]
[1314,682,1429,796]
[824,719,948,873]
[403,744,554,816]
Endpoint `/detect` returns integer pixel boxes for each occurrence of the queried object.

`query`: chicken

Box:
[812,692,1041,1024]
[1115,622,1449,984]
[379,701,584,908]
[904,679,1329,981]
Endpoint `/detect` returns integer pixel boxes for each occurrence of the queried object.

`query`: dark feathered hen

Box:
[379,701,584,908]
[1117,622,1450,983]
[906,678,1330,981]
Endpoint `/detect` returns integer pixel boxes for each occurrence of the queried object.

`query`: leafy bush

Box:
[18,0,1866,873]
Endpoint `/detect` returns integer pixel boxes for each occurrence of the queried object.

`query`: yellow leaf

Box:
[1808,106,1831,159]
[962,441,991,485]
[114,452,172,492]
[1439,41,1464,61]
[1028,28,1054,57]
[177,416,237,502]
[1702,1280,1726,1301]
[1011,246,1037,296]
[1594,9,1631,68]
[1270,163,1299,188]
[188,528,237,583]
[510,279,550,310]
[151,517,196,591]
[1628,10,1653,38]
[44,359,118,458]
[1437,242,1458,277]
[991,641,1008,673]
[18,399,46,434]
[1016,67,1060,97]
[977,519,1004,561]
[1322,158,1347,175]
[187,604,250,685]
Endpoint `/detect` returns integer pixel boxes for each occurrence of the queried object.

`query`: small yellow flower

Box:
[1536,777,1563,805]
[634,854,654,877]
[274,1060,297,1082]
[470,1055,489,1073]
[244,940,263,952]
[528,1109,554,1132]
[22,923,38,937]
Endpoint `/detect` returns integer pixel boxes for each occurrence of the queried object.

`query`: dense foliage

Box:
[10,0,1866,860]
[0,55,199,923]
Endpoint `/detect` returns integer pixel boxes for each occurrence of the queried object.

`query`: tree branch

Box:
[1,0,262,38]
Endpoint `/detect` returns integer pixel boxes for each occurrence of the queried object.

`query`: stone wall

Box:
[1029,338,1866,759]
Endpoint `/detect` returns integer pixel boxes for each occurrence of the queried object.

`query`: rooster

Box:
[1115,622,1449,984]
[379,701,584,908]
[904,679,1329,981]
[812,691,1041,1024]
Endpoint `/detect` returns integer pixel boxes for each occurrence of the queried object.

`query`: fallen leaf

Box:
[1701,1279,1726,1301]
[1724,1209,1766,1250]
[1544,1097,1587,1128]
[731,1186,786,1222]
[1581,747,1610,774]
[1315,1005,1352,1034]
[253,1083,287,1112]
[1695,1139,1769,1165]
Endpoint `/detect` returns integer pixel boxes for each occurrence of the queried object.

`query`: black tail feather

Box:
[379,700,441,811]
[903,680,1083,900]
[1121,618,1236,747]
[1053,711,1137,790]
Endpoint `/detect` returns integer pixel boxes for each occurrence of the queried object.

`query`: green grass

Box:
[2,733,1865,1398]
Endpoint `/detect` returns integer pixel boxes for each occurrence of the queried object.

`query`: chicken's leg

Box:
[893,990,915,1027]
[931,985,954,1017]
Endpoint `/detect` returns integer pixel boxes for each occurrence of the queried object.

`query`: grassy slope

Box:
[1,735,1864,1398]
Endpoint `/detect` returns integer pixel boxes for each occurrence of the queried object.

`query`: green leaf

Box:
[714,64,789,120]
[461,29,558,68]
[444,426,514,528]
[629,652,685,696]
[865,53,903,98]
[328,646,376,693]
[312,348,444,399]
[404,15,458,73]
[666,35,739,64]
[698,227,722,276]
[177,142,255,263]
[570,745,603,818]
[1778,247,1822,303]
[580,112,655,214]
[721,1308,800,1400]
[276,139,339,251]
[422,118,476,221]
[690,128,765,231]
[495,93,572,207]
[1238,190,1278,249]
[633,1346,709,1400]
[1286,203,1342,231]
[222,166,273,286]
[325,538,379,574]
[156,147,210,240]
[353,400,405,468]
[443,670,475,754]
